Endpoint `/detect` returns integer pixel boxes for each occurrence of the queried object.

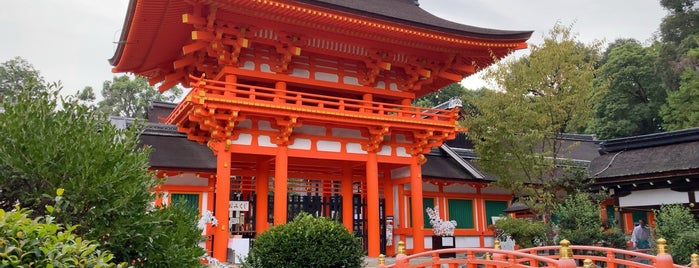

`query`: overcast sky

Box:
[0,1,668,97]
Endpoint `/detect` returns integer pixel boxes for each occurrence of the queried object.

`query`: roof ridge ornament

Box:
[414,0,420,6]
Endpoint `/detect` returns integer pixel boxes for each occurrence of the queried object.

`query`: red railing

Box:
[378,239,691,268]
[167,75,458,127]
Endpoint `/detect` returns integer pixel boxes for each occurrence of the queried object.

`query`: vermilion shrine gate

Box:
[110,0,531,261]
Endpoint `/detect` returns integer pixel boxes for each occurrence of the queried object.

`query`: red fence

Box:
[378,239,697,268]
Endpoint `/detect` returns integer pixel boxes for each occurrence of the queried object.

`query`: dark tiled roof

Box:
[147,101,177,123]
[300,0,532,40]
[589,140,699,180]
[140,132,216,170]
[422,146,492,182]
[590,128,699,181]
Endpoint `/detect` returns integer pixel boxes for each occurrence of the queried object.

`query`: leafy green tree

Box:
[555,193,603,246]
[654,204,699,263]
[661,39,699,130]
[589,40,667,139]
[98,75,182,118]
[466,24,602,241]
[75,86,97,105]
[0,84,204,266]
[657,0,699,90]
[413,83,466,108]
[0,57,48,105]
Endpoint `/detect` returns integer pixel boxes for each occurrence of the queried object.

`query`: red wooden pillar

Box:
[212,145,232,261]
[255,161,269,233]
[274,146,288,226]
[342,164,354,232]
[410,156,425,253]
[367,152,380,257]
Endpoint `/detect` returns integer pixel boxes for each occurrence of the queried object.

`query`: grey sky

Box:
[0,1,667,97]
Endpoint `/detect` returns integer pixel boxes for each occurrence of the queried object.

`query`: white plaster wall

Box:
[332,128,362,139]
[289,138,311,150]
[378,145,392,156]
[619,188,689,207]
[343,76,359,85]
[201,192,208,212]
[242,61,254,70]
[443,183,477,194]
[317,140,342,152]
[483,236,495,247]
[258,135,277,147]
[455,236,481,247]
[295,125,325,136]
[346,143,366,154]
[165,173,208,186]
[396,147,409,157]
[232,133,252,145]
[291,68,310,78]
[315,72,339,82]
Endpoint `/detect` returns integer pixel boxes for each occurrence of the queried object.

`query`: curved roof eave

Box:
[298,0,533,41]
[108,0,138,68]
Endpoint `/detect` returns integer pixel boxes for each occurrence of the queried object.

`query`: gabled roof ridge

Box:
[599,128,699,154]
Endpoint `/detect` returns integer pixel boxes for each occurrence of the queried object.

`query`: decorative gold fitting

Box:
[397,241,405,255]
[691,253,698,265]
[485,252,491,260]
[559,239,572,259]
[494,240,501,249]
[657,238,669,255]
[378,254,385,265]
[583,259,594,268]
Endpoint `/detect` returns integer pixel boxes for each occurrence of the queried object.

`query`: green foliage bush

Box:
[0,88,204,266]
[555,193,603,245]
[654,204,699,263]
[599,229,629,249]
[493,217,548,248]
[244,213,364,268]
[0,207,125,267]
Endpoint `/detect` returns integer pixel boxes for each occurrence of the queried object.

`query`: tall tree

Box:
[0,82,204,266]
[588,40,667,139]
[657,0,699,90]
[98,75,183,118]
[0,57,48,105]
[413,82,467,108]
[465,24,602,243]
[661,38,699,130]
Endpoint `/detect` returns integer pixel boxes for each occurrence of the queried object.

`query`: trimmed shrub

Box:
[493,217,548,248]
[245,213,364,268]
[0,207,125,267]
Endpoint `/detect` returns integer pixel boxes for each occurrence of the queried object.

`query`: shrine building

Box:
[110,0,532,260]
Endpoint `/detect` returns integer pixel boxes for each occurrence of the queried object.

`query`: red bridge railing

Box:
[378,238,697,268]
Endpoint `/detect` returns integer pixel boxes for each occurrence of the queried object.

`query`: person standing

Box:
[631,219,651,250]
